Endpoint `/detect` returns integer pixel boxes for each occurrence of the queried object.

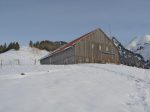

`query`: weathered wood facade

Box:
[40,28,120,65]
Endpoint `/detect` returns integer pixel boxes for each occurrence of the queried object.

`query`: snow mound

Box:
[0,46,49,65]
[126,35,150,60]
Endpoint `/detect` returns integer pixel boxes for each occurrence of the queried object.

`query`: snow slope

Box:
[126,35,150,60]
[0,64,150,112]
[0,46,49,65]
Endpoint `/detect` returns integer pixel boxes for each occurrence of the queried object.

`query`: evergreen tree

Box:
[3,43,7,50]
[7,42,13,51]
[15,42,20,50]
[29,40,67,51]
[0,42,20,54]
[29,40,33,47]
[0,45,3,53]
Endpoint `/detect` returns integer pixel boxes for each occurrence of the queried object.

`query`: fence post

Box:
[0,59,2,69]
[18,59,20,65]
[34,59,36,65]
[10,61,12,66]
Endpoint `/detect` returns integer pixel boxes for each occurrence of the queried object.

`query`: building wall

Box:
[40,56,51,64]
[48,46,75,65]
[74,29,120,64]
[40,28,120,65]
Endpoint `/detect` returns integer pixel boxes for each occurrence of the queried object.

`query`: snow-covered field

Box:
[0,64,150,112]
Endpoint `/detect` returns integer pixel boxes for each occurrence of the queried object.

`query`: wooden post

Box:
[10,61,12,66]
[0,59,2,69]
[18,59,20,65]
[34,59,36,65]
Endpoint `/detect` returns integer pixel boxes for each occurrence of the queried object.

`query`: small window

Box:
[106,47,109,51]
[92,44,94,49]
[111,48,114,53]
[112,55,114,60]
[99,45,102,51]
[85,58,89,62]
[78,57,82,63]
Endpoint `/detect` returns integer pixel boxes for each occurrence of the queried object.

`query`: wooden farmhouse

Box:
[40,28,120,65]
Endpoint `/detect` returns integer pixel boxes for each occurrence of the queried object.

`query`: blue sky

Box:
[0,0,150,46]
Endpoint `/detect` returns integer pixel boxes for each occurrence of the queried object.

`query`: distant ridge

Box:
[126,35,150,60]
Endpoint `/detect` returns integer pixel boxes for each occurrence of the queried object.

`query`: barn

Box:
[40,28,120,65]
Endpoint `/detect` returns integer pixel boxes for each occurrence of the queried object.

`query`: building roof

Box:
[40,29,97,60]
[52,32,90,53]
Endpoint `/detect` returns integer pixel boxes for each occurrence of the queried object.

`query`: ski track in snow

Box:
[84,64,150,112]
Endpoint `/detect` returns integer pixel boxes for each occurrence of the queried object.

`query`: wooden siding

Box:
[40,56,51,64]
[46,47,75,65]
[40,28,120,65]
[74,29,119,64]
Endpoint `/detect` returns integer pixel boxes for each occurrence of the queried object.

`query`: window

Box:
[112,55,115,60]
[85,58,89,62]
[106,47,109,51]
[111,48,114,53]
[92,44,94,49]
[99,45,102,51]
[78,57,82,63]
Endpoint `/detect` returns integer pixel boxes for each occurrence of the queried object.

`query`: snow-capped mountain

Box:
[126,35,150,60]
[0,46,49,65]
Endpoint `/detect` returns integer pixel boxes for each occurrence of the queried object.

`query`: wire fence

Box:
[0,59,39,69]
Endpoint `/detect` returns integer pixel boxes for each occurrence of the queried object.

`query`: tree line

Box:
[0,40,67,54]
[0,42,20,54]
[29,40,67,51]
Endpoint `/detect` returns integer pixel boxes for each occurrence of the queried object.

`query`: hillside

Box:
[0,64,150,112]
[0,46,49,65]
[126,35,150,60]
